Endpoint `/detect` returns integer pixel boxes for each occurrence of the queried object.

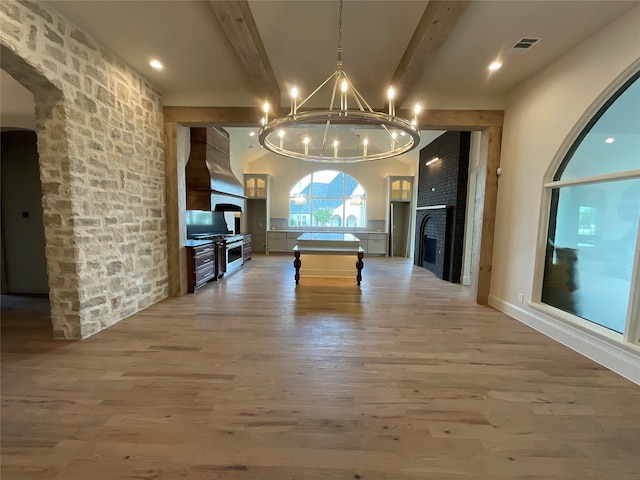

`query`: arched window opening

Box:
[541,71,640,337]
[290,170,367,229]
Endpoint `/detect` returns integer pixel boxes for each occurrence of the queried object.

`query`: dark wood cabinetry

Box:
[187,243,217,292]
[216,241,226,277]
[243,234,252,262]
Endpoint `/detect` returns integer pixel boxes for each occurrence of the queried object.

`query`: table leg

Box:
[294,251,301,285]
[356,252,364,286]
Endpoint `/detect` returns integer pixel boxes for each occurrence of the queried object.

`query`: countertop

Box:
[185,239,216,248]
[268,229,387,234]
[296,233,360,241]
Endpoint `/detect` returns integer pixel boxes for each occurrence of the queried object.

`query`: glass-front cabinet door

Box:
[389,176,413,201]
[245,174,268,198]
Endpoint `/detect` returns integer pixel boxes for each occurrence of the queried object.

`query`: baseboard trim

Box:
[488,295,640,385]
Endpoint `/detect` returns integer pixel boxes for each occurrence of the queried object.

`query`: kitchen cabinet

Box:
[245,174,269,198]
[387,176,413,257]
[267,232,286,253]
[187,242,217,292]
[244,174,270,253]
[243,234,252,262]
[388,176,413,202]
[367,233,387,255]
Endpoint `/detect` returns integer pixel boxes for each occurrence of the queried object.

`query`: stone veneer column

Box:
[1,1,168,338]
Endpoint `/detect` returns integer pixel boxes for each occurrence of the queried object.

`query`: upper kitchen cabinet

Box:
[245,174,270,198]
[244,174,271,253]
[388,176,413,202]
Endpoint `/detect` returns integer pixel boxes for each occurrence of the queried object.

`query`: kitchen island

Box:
[292,233,364,286]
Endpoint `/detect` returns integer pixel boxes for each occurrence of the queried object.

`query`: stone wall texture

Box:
[1,0,168,338]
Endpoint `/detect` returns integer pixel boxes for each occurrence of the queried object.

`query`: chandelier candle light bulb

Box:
[341,80,348,111]
[388,87,395,116]
[290,87,298,115]
[363,138,368,157]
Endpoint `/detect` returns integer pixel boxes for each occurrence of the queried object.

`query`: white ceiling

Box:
[47,0,639,109]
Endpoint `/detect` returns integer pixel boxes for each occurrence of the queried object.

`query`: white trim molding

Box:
[489,295,640,385]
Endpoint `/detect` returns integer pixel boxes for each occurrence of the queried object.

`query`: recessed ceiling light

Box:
[149,59,163,70]
[249,132,255,137]
[488,61,502,71]
[605,137,615,144]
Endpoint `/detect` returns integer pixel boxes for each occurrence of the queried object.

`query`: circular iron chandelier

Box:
[258,0,421,163]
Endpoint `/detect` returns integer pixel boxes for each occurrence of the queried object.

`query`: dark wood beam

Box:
[202,1,280,105]
[392,0,471,108]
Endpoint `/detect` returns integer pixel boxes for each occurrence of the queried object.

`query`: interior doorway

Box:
[389,201,411,257]
[1,130,49,295]
[0,68,53,335]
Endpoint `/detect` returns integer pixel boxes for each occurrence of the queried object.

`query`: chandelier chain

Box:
[337,0,343,70]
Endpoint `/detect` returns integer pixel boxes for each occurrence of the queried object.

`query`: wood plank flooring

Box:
[2,255,639,479]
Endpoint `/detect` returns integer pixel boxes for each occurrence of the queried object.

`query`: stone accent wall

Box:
[414,131,470,283]
[1,0,168,338]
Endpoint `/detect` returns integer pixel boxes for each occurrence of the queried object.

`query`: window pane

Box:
[311,171,343,197]
[289,170,366,229]
[542,178,640,333]
[557,72,640,181]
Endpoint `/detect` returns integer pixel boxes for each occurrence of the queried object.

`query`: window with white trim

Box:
[541,71,640,339]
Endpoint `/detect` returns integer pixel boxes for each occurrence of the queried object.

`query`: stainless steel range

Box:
[222,235,244,274]
[190,233,244,275]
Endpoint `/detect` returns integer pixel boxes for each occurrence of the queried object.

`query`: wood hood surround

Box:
[186,126,245,211]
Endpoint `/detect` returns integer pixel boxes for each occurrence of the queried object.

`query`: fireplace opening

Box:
[423,236,437,266]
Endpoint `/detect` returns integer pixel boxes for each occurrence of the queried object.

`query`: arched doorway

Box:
[1,46,82,338]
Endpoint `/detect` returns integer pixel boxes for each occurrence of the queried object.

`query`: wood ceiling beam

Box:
[163,106,503,130]
[392,0,471,108]
[202,1,280,105]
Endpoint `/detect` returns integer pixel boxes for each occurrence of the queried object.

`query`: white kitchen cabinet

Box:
[388,176,413,202]
[367,233,387,255]
[245,174,269,198]
[267,232,286,253]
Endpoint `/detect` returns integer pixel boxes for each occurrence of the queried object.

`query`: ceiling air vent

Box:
[508,37,541,54]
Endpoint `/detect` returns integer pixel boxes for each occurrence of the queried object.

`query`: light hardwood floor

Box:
[2,255,639,479]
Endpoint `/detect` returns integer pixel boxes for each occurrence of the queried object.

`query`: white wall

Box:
[0,70,35,130]
[245,152,413,225]
[491,5,640,382]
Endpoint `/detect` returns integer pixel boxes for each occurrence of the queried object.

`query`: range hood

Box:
[186,126,245,212]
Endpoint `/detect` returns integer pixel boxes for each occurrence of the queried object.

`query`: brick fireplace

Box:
[414,132,470,283]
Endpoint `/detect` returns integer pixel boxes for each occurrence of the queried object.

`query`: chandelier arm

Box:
[320,119,331,157]
[381,123,395,141]
[341,73,366,112]
[351,89,366,112]
[329,74,340,111]
[297,71,339,110]
[341,72,375,113]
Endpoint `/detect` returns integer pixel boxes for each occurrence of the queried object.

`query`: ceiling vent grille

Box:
[508,37,541,54]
